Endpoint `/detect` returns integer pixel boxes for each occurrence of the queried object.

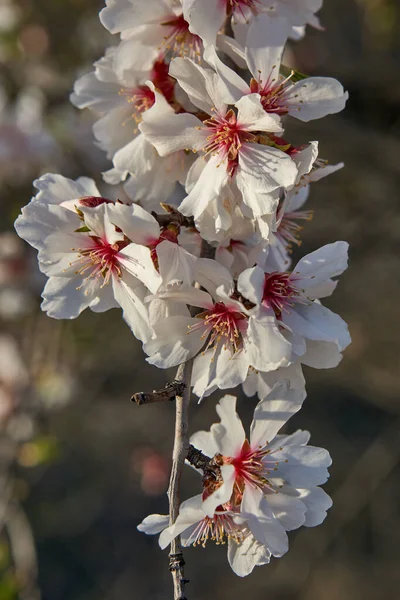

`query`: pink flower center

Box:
[204,109,255,176]
[160,13,202,61]
[250,70,296,116]
[230,440,279,499]
[186,513,243,547]
[262,272,300,317]
[120,61,175,126]
[227,0,261,18]
[73,237,123,289]
[190,301,247,355]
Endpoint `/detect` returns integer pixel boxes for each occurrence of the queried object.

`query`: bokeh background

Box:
[0,1,399,599]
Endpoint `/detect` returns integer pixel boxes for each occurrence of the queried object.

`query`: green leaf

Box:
[74,226,90,233]
[280,64,308,83]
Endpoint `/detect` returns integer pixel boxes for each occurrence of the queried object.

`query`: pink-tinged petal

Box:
[250,381,305,449]
[144,316,207,368]
[117,243,161,293]
[237,266,265,305]
[202,464,236,518]
[182,0,226,46]
[293,241,349,292]
[287,77,348,122]
[112,274,153,342]
[298,487,332,527]
[179,155,229,219]
[236,94,282,133]
[227,534,271,577]
[245,15,289,81]
[283,303,351,351]
[137,513,170,535]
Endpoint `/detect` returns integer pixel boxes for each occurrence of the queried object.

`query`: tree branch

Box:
[167,360,194,600]
[152,204,195,229]
[131,380,186,406]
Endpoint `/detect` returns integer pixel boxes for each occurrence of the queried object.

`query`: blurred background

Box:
[0,0,399,598]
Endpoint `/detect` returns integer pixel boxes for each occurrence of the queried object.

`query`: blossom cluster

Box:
[14,0,350,580]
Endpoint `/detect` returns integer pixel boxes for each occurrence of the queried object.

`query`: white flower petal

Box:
[137,513,170,535]
[245,14,289,81]
[283,303,351,351]
[236,93,283,133]
[182,0,226,46]
[144,316,206,368]
[202,464,236,518]
[227,534,271,577]
[237,266,265,305]
[250,381,305,448]
[293,241,349,294]
[287,77,348,122]
[298,487,332,527]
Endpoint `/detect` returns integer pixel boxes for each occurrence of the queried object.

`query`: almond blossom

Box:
[12,0,352,589]
[13,173,194,341]
[144,258,292,396]
[181,0,323,48]
[100,0,203,79]
[209,16,348,123]
[138,383,332,576]
[140,57,298,226]
[138,496,273,577]
[238,241,351,358]
[191,384,332,545]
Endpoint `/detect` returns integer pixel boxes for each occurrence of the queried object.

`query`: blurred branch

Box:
[131,381,186,406]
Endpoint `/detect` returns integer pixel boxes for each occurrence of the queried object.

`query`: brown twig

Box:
[152,205,195,229]
[131,380,186,406]
[167,361,194,600]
